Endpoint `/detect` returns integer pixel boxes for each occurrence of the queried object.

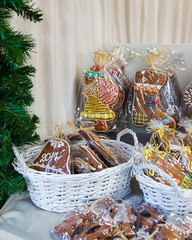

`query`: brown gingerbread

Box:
[79,145,107,171]
[153,224,187,240]
[72,157,96,174]
[29,138,71,174]
[151,127,179,153]
[137,204,165,232]
[75,220,120,240]
[80,52,120,132]
[79,129,118,167]
[144,149,192,189]
[54,209,93,239]
[132,69,176,128]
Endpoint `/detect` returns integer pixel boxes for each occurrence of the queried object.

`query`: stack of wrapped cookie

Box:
[28,123,121,175]
[53,197,192,240]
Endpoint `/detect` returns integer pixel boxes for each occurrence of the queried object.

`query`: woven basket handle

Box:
[133,163,180,195]
[116,128,139,149]
[12,146,27,175]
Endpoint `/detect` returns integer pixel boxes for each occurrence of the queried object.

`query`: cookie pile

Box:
[29,128,123,175]
[53,197,192,240]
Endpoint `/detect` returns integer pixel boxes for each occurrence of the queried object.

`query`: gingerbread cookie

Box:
[79,129,118,167]
[79,145,107,171]
[181,146,192,178]
[137,204,165,232]
[132,69,176,128]
[75,220,119,240]
[54,208,93,239]
[144,149,192,189]
[114,204,137,238]
[151,127,178,153]
[29,138,71,174]
[183,83,192,119]
[153,223,187,240]
[72,157,96,174]
[80,52,120,132]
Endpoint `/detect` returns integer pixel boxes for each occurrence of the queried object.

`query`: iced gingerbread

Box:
[183,82,192,120]
[132,50,176,128]
[144,148,192,189]
[81,52,119,132]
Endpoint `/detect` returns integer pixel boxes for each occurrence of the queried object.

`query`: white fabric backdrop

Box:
[12,0,192,140]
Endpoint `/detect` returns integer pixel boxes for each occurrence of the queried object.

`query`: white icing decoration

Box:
[184,88,192,106]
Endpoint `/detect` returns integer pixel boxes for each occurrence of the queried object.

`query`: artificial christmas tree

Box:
[0,0,42,208]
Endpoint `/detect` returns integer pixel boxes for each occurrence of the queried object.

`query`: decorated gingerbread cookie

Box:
[143,148,192,189]
[80,52,120,132]
[152,127,177,153]
[183,84,192,119]
[132,50,180,128]
[132,69,175,128]
[181,146,192,177]
[29,138,71,174]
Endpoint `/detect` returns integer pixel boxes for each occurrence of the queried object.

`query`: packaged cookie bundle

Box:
[132,48,184,128]
[28,123,125,175]
[147,119,183,154]
[133,119,192,216]
[135,214,192,240]
[13,123,137,212]
[75,47,133,133]
[142,147,192,189]
[53,197,167,240]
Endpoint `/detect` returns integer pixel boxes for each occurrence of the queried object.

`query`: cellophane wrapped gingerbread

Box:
[148,119,183,154]
[29,122,129,175]
[142,145,192,189]
[182,81,192,120]
[132,48,185,129]
[54,196,192,240]
[53,197,170,240]
[135,214,192,240]
[75,47,133,133]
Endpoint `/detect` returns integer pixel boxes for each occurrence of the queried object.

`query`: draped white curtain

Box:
[12,0,192,140]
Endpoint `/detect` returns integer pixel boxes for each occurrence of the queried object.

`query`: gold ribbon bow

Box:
[139,50,169,68]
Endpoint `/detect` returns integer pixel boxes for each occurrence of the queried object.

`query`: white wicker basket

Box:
[133,163,192,217]
[13,129,139,213]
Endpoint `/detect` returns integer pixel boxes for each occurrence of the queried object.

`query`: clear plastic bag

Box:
[143,147,192,189]
[53,197,138,240]
[29,125,71,174]
[182,81,192,119]
[132,48,185,129]
[148,119,183,154]
[28,121,127,175]
[75,47,133,133]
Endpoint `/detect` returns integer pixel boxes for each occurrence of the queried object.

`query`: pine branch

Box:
[0,166,26,208]
[0,0,42,207]
[0,0,43,22]
[1,29,35,70]
[0,101,40,142]
[0,127,13,166]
